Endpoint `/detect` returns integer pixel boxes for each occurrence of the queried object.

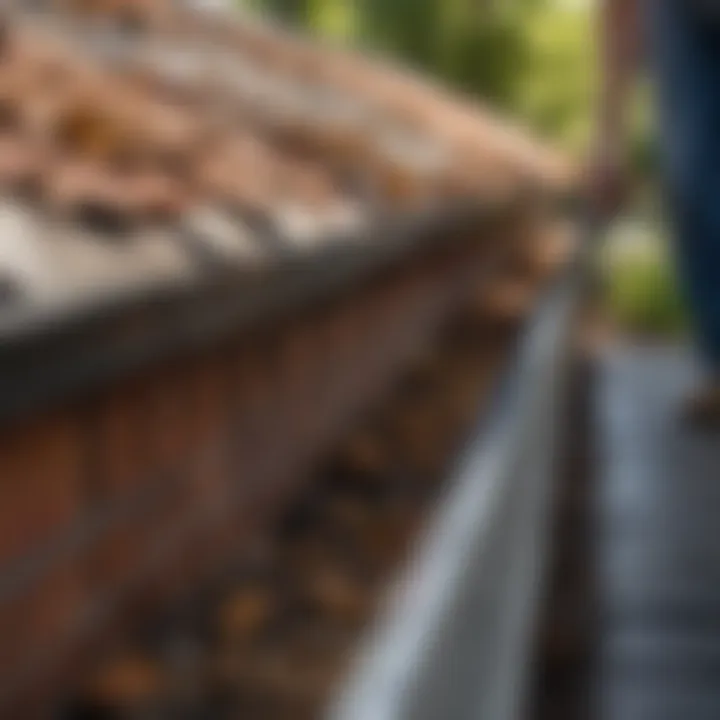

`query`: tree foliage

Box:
[242,0,599,153]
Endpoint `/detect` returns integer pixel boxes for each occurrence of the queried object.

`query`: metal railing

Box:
[329,225,591,720]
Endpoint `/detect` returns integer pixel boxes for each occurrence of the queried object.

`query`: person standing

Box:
[591,0,720,424]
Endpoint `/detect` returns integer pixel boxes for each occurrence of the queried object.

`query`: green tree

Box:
[241,0,598,151]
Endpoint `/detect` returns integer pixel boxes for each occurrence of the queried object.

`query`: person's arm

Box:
[590,0,642,216]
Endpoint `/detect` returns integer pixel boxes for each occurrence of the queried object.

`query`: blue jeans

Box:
[647,1,720,369]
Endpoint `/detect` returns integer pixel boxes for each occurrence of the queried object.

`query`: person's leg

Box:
[670,195,720,372]
[646,1,720,373]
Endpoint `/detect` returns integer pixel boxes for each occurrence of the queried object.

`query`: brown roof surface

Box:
[0,0,572,320]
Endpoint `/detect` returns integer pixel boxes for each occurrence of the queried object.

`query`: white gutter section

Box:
[328,230,587,720]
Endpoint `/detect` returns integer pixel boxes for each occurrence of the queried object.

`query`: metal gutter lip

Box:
[327,223,586,720]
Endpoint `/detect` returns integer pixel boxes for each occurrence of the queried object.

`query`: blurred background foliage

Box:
[241,0,677,335]
[240,0,600,155]
[240,0,659,174]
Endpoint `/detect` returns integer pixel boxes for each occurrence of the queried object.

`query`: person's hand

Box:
[585,136,629,220]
